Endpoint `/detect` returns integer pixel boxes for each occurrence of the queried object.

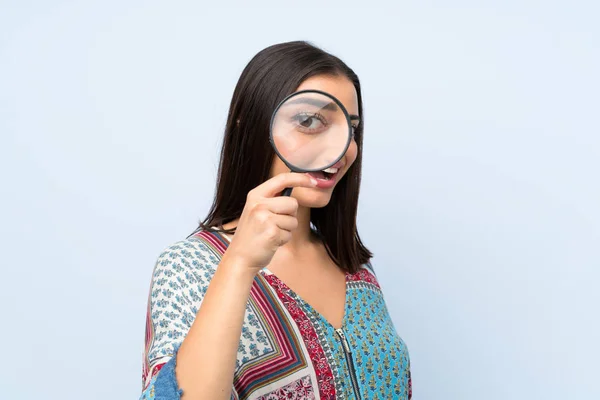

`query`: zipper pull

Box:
[336,328,352,353]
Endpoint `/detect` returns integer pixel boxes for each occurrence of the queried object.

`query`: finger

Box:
[255,172,318,198]
[273,214,298,232]
[262,197,298,216]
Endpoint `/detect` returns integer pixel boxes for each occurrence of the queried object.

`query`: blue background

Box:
[1,1,598,399]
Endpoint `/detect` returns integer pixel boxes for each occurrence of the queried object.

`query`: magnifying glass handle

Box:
[281,168,295,196]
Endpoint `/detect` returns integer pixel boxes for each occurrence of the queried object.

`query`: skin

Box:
[175,74,360,400]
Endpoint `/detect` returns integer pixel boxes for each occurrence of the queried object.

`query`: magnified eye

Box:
[292,112,327,133]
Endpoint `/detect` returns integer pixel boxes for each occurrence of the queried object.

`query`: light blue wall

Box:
[1,1,598,399]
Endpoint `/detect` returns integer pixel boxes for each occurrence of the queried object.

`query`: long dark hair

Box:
[193,40,372,273]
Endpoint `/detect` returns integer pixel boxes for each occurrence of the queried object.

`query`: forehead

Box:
[295,75,359,116]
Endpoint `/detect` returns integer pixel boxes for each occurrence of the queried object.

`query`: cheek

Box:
[345,140,358,166]
[269,154,289,177]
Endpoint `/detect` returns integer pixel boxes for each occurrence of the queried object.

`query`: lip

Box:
[305,171,337,189]
[306,169,342,189]
[305,163,344,189]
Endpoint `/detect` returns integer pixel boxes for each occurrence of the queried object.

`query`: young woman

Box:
[140,41,412,400]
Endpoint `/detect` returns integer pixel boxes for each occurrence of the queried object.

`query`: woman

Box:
[141,41,412,400]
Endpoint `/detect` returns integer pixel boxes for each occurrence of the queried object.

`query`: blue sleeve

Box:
[140,347,238,399]
[140,346,183,400]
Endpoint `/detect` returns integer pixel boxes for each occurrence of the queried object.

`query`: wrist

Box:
[219,251,259,282]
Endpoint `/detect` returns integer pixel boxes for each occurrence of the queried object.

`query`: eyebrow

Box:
[282,97,360,122]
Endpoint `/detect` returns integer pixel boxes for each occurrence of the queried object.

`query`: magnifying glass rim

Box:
[269,89,353,173]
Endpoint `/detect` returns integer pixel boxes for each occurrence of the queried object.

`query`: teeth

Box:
[323,167,338,174]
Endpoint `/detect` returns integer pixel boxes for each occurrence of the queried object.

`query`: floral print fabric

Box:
[140,230,411,399]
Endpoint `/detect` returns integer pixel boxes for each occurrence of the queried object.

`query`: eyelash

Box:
[292,112,359,137]
[292,112,328,132]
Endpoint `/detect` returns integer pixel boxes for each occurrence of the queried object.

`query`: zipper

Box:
[336,328,362,400]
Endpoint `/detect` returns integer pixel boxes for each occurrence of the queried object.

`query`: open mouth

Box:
[310,166,339,181]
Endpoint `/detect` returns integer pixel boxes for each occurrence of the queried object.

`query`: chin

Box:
[294,188,334,208]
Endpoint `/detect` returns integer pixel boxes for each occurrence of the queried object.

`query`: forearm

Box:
[175,253,256,400]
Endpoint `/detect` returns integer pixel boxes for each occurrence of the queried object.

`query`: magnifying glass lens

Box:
[271,91,351,172]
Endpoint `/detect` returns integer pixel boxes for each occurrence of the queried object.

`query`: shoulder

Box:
[154,232,223,271]
[146,233,225,329]
[363,260,377,276]
[346,260,381,289]
[150,232,226,292]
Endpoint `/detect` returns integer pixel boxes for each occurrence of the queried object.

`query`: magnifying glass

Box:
[269,89,353,196]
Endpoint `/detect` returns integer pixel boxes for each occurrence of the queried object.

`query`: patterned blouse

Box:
[140,229,412,399]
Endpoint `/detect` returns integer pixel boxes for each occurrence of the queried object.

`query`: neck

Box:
[285,204,314,251]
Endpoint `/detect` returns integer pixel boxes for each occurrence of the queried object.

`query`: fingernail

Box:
[310,177,318,186]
